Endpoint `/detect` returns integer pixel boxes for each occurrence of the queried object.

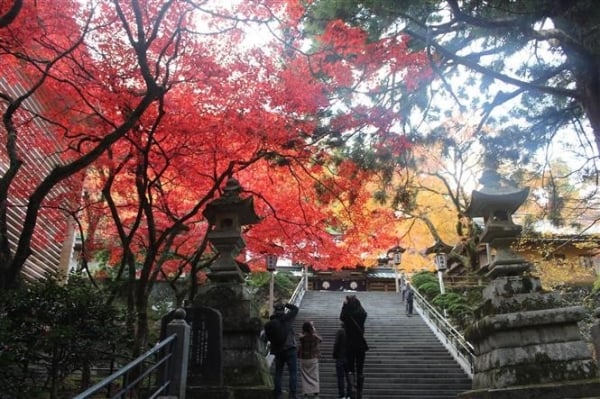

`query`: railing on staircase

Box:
[411,285,475,378]
[288,274,307,307]
[75,275,305,398]
[73,309,190,399]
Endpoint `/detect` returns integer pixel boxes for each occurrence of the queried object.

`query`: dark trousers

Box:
[335,358,346,397]
[345,348,365,376]
[274,347,298,398]
[345,348,366,396]
[406,299,414,314]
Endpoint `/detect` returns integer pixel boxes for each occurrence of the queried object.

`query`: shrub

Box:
[411,271,440,300]
[432,292,475,329]
[418,281,442,298]
[411,271,438,289]
[0,274,126,399]
[411,272,481,331]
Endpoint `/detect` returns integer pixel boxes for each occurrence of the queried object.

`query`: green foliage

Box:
[274,271,301,296]
[432,291,474,329]
[410,270,437,286]
[246,271,300,318]
[0,274,126,399]
[246,271,272,289]
[411,271,482,330]
[411,271,442,300]
[432,292,463,308]
[411,272,438,291]
[418,281,441,298]
[593,278,600,293]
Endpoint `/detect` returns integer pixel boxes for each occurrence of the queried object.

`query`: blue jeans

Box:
[274,347,298,398]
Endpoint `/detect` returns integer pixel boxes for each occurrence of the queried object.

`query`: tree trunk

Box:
[578,68,600,157]
[133,282,150,358]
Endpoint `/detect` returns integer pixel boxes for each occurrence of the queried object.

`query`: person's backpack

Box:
[264,318,288,347]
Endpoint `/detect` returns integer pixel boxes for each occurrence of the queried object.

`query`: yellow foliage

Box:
[531,258,596,289]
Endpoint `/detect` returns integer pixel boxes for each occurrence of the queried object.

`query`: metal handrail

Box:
[411,285,475,378]
[288,274,307,307]
[73,334,177,399]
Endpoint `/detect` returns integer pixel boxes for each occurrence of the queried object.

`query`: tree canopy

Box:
[2,0,599,354]
[0,0,435,352]
[304,0,600,161]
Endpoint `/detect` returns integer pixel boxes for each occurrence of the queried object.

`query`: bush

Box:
[411,272,440,300]
[411,271,438,289]
[432,291,474,329]
[0,274,126,399]
[411,271,480,331]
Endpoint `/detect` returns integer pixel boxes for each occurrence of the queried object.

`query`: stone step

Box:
[271,290,472,398]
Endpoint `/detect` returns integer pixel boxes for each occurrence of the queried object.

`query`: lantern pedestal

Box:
[191,282,272,391]
[464,275,596,391]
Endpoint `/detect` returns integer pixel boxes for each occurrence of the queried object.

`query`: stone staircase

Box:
[281,290,472,399]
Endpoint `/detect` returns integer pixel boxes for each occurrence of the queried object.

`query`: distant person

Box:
[332,322,348,399]
[400,279,407,302]
[340,295,369,399]
[297,321,322,397]
[265,303,299,399]
[406,286,414,316]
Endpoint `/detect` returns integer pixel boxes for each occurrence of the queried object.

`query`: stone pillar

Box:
[459,169,599,398]
[166,309,191,399]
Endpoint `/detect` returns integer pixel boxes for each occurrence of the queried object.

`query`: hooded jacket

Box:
[269,303,299,354]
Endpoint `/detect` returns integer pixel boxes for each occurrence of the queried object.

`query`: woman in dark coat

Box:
[339,295,368,398]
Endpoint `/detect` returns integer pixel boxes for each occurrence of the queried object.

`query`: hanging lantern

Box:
[266,254,278,272]
[435,253,448,271]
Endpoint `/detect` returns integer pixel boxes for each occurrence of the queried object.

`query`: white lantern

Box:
[435,253,448,271]
[266,254,278,272]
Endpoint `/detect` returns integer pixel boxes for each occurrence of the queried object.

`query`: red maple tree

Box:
[1,0,432,352]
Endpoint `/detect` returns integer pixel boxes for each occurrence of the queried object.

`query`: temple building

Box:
[0,67,80,282]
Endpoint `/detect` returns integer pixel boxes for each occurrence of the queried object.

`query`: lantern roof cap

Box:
[466,169,529,217]
[202,178,261,225]
[386,245,406,256]
[424,240,453,255]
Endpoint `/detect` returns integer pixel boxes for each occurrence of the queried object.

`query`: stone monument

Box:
[459,169,600,398]
[188,177,272,399]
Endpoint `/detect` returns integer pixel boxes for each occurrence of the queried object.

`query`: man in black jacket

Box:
[269,302,299,399]
[340,295,368,399]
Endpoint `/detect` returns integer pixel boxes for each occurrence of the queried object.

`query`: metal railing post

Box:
[166,308,190,399]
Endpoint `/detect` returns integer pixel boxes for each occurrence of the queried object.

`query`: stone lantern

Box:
[466,168,530,278]
[189,178,272,398]
[202,177,260,282]
[459,169,599,398]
